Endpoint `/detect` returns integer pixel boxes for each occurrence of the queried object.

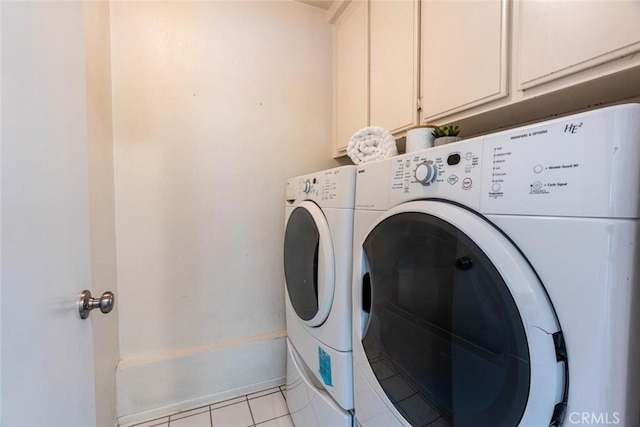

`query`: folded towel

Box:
[347,126,398,165]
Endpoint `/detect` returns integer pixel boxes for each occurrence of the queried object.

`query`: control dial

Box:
[414,161,438,186]
[302,180,312,193]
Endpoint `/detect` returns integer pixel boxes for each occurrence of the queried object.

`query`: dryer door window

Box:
[284,202,335,326]
[358,204,563,427]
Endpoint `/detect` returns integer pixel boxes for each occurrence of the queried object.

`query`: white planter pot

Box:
[434,136,462,146]
[406,125,438,153]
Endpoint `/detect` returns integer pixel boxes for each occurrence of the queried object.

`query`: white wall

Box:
[109,1,339,423]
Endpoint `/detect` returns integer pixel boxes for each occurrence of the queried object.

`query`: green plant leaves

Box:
[431,125,460,137]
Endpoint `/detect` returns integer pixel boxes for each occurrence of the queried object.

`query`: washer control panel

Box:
[389,139,483,208]
[478,105,640,217]
[414,161,438,186]
[358,104,640,217]
[480,114,603,216]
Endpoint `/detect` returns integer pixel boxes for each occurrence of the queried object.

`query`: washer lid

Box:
[354,200,566,427]
[284,201,335,327]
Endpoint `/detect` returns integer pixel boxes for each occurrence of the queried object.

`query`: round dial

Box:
[414,161,438,186]
[302,180,312,193]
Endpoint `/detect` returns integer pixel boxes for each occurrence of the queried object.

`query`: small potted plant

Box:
[432,125,461,146]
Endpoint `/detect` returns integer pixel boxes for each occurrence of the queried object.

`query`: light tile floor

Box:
[126,386,292,427]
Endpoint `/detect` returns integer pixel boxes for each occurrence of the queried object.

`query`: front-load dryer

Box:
[284,166,356,426]
[352,104,640,426]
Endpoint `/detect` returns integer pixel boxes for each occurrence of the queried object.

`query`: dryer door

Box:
[353,201,566,427]
[284,201,335,327]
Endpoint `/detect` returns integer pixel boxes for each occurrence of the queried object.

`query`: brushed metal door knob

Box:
[78,290,115,320]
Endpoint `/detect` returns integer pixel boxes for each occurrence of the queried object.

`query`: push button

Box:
[447,154,461,165]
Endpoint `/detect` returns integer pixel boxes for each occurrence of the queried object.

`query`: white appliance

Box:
[351,104,640,427]
[284,166,356,426]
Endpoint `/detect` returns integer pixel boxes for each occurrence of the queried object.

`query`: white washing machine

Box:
[351,104,640,427]
[284,166,356,426]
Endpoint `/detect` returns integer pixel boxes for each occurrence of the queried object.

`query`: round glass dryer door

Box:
[284,201,335,327]
[356,201,565,427]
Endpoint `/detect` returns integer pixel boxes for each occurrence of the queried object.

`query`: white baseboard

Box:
[117,332,286,427]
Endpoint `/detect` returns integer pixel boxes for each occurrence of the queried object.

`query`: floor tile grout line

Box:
[247,389,282,401]
[169,406,210,423]
[246,394,257,427]
[246,387,281,398]
[254,413,291,426]
[210,396,252,412]
[130,416,171,427]
[249,391,289,426]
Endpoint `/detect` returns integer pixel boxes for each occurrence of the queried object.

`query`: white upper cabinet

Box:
[331,0,640,153]
[516,0,640,90]
[369,0,419,133]
[420,0,509,121]
[334,0,368,155]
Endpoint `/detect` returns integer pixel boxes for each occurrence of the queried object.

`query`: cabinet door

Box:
[334,0,368,156]
[516,1,640,90]
[369,0,419,133]
[420,0,509,121]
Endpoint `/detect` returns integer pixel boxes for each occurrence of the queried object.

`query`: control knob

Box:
[302,180,312,193]
[414,161,438,186]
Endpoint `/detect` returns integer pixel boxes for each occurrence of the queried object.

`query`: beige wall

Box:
[109,1,338,422]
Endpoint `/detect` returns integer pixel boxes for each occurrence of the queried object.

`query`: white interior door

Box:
[1,2,117,426]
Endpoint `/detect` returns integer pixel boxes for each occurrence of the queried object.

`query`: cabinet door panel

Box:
[370,0,418,133]
[517,1,640,90]
[335,0,368,155]
[421,0,508,121]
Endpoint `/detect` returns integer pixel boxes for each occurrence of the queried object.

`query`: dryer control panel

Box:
[286,166,356,209]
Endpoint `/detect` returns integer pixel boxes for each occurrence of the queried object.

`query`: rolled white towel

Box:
[346,126,398,165]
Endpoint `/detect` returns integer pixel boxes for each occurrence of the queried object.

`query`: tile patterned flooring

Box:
[126,386,292,427]
[370,355,450,427]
